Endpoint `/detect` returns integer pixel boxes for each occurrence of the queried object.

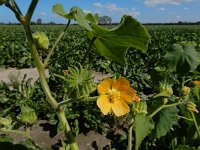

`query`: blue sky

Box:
[0,0,200,23]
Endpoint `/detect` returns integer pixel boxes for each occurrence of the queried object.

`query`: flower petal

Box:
[97,95,112,115]
[112,100,130,117]
[98,78,112,95]
[120,88,136,103]
[112,77,130,91]
[133,95,140,102]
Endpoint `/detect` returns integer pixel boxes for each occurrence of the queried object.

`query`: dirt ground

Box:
[3,120,112,150]
[0,68,111,84]
[0,68,112,150]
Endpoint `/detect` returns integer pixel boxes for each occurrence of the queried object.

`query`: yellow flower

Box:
[193,80,200,86]
[97,77,140,117]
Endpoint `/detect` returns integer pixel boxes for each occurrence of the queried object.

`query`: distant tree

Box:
[98,16,112,24]
[37,18,42,24]
[31,21,35,25]
[49,21,55,25]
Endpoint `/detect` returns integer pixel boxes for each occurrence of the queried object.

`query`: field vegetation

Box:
[0,7,200,150]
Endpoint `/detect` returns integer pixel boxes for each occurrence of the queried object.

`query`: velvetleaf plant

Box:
[1,1,200,150]
[0,1,151,149]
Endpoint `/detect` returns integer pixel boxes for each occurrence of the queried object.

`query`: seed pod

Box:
[182,86,190,95]
[132,101,147,115]
[160,82,173,96]
[186,102,199,113]
[32,32,49,50]
[17,106,37,125]
[0,116,12,128]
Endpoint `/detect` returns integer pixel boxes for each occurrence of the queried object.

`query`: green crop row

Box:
[1,24,200,149]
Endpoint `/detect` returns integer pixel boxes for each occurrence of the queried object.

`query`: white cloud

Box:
[83,10,92,14]
[93,3,140,17]
[184,7,189,10]
[93,3,103,8]
[40,12,46,16]
[144,0,194,7]
[158,7,167,11]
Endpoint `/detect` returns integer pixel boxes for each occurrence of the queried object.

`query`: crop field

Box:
[0,23,200,150]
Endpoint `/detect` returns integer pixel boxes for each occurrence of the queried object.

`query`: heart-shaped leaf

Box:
[152,106,179,138]
[165,44,200,75]
[88,15,151,64]
[134,114,154,150]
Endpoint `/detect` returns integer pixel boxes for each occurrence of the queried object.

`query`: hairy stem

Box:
[128,119,134,150]
[149,101,183,118]
[25,0,39,21]
[58,96,98,109]
[0,128,32,140]
[191,112,200,139]
[44,20,71,67]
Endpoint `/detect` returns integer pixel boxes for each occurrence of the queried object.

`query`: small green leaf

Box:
[134,114,154,150]
[52,4,92,31]
[152,107,179,138]
[193,86,200,100]
[52,4,75,20]
[70,6,92,31]
[52,4,66,17]
[88,15,150,64]
[165,44,200,75]
[85,13,98,24]
[176,145,198,150]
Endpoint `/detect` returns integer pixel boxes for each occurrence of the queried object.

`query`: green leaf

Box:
[70,6,92,31]
[152,107,179,138]
[134,114,154,150]
[165,44,200,75]
[52,4,92,30]
[193,86,200,100]
[85,13,98,24]
[52,4,74,20]
[88,15,150,64]
[176,145,198,150]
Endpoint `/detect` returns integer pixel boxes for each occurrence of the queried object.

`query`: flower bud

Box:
[17,106,37,125]
[186,102,199,113]
[132,101,147,115]
[32,32,49,50]
[154,82,173,98]
[0,116,12,128]
[182,86,190,95]
[160,82,173,96]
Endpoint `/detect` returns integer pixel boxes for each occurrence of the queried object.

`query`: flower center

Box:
[108,88,120,103]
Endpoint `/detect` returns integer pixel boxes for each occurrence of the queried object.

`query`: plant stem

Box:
[11,0,23,15]
[57,108,79,149]
[25,0,38,21]
[149,101,183,118]
[81,36,96,65]
[128,119,134,150]
[4,1,22,21]
[0,128,32,140]
[178,115,193,121]
[191,112,200,139]
[22,24,78,149]
[58,96,98,109]
[48,39,88,66]
[18,3,79,149]
[44,20,71,67]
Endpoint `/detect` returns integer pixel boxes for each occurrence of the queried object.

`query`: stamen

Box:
[108,88,120,103]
